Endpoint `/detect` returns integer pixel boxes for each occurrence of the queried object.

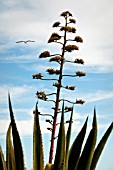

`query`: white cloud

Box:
[0,102,112,139]
[0,118,53,139]
[0,119,33,139]
[0,120,10,135]
[60,89,113,105]
[0,54,37,63]
[0,9,50,42]
[0,84,35,104]
[84,90,113,103]
[0,0,113,73]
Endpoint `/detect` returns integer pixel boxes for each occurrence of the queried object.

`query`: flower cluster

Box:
[60,26,76,33]
[76,71,86,77]
[32,73,43,79]
[76,99,85,104]
[60,11,72,17]
[36,91,47,101]
[53,21,61,27]
[46,68,60,75]
[46,119,53,125]
[65,120,73,123]
[53,82,61,88]
[49,56,62,62]
[69,18,76,24]
[64,45,79,52]
[65,86,76,90]
[74,58,84,64]
[74,36,83,43]
[48,33,61,43]
[39,51,50,58]
[65,106,73,111]
[47,127,52,131]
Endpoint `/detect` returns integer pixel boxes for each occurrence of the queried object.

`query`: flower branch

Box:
[65,58,84,64]
[62,71,86,77]
[60,99,85,104]
[32,73,58,81]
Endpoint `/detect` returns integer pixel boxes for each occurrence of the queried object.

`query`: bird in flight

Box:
[16,40,35,44]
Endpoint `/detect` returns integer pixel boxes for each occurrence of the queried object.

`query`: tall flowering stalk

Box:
[32,11,85,163]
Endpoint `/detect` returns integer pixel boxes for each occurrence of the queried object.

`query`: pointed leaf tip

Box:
[76,113,97,170]
[33,103,44,170]
[93,108,97,129]
[91,122,113,169]
[68,116,88,170]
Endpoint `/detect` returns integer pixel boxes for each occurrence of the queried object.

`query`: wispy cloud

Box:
[0,84,35,104]
[0,110,111,139]
[0,54,37,63]
[0,84,112,138]
[84,90,113,103]
[0,0,113,73]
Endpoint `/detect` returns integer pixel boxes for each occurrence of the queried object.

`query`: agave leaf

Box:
[54,101,66,170]
[45,164,54,170]
[6,123,16,170]
[0,145,7,170]
[33,103,44,170]
[8,94,25,170]
[90,122,113,170]
[65,107,73,170]
[76,108,97,170]
[68,116,88,170]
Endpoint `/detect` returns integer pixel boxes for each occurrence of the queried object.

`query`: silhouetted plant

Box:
[0,10,113,170]
[32,10,85,163]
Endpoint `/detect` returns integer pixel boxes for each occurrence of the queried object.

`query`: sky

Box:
[0,0,113,169]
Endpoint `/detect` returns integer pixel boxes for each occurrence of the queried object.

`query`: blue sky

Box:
[0,0,113,169]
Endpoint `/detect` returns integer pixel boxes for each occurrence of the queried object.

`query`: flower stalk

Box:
[49,13,68,164]
[32,10,85,164]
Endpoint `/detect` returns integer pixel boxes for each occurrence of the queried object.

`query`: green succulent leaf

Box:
[68,116,88,170]
[65,107,73,170]
[0,145,7,170]
[6,123,16,170]
[8,93,25,170]
[33,103,44,170]
[90,122,113,170]
[76,108,97,170]
[54,101,66,170]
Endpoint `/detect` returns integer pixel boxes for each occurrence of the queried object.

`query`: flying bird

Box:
[16,40,35,44]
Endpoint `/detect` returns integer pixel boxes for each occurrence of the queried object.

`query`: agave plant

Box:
[0,10,113,170]
[0,95,112,170]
